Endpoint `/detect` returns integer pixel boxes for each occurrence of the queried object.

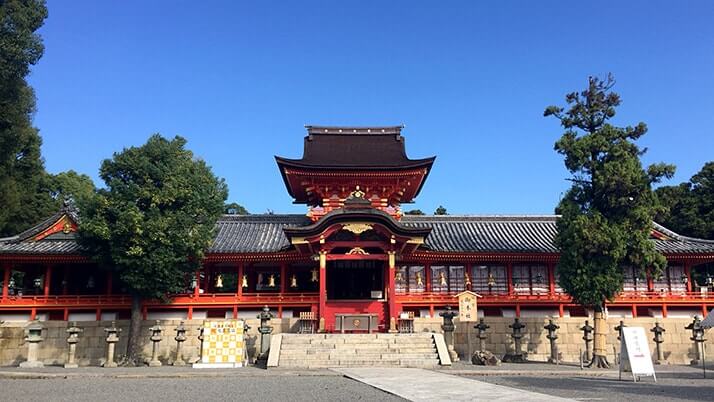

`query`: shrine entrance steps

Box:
[267,333,451,369]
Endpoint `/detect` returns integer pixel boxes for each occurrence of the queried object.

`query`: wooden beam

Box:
[2,263,10,300]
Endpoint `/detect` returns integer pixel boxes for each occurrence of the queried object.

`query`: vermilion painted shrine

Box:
[1,126,714,329]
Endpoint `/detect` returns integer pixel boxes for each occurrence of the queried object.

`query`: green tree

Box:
[42,170,96,207]
[434,205,447,215]
[545,74,674,368]
[656,162,714,239]
[0,0,55,236]
[224,202,249,215]
[79,134,228,364]
[404,209,425,215]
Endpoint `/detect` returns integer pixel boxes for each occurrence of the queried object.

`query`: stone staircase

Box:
[268,333,450,368]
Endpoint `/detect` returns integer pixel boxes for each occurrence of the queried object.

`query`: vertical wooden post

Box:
[278,305,283,319]
[465,263,472,292]
[662,304,668,318]
[506,261,514,296]
[187,306,193,320]
[237,263,244,298]
[30,308,37,320]
[387,251,397,331]
[425,263,432,293]
[43,264,52,298]
[685,262,693,293]
[232,305,238,319]
[319,251,327,323]
[63,308,69,321]
[2,263,10,300]
[515,304,521,318]
[280,263,287,294]
[702,304,708,317]
[95,308,102,321]
[558,304,564,318]
[631,304,638,318]
[548,263,556,296]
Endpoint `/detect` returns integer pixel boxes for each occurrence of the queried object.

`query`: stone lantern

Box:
[103,321,121,368]
[148,320,163,367]
[257,305,274,360]
[19,320,44,368]
[172,321,187,366]
[544,319,559,364]
[64,322,83,368]
[651,321,666,364]
[503,317,527,363]
[580,320,594,363]
[439,305,459,361]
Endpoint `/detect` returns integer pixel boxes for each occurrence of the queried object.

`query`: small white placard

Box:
[619,326,656,382]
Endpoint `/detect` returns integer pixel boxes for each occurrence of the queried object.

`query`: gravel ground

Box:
[471,372,714,402]
[0,376,407,402]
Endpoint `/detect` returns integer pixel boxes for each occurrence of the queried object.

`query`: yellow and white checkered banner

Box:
[193,320,244,368]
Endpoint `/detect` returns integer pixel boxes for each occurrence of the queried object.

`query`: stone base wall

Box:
[0,318,299,367]
[2,316,710,366]
[445,317,712,365]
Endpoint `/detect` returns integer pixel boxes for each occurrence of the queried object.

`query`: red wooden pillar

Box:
[548,263,556,296]
[662,304,668,318]
[506,262,514,296]
[558,304,564,318]
[43,264,52,298]
[232,305,238,319]
[387,251,397,330]
[237,263,244,299]
[2,263,10,300]
[280,263,287,294]
[30,308,37,320]
[631,304,638,318]
[685,262,693,293]
[703,304,709,317]
[425,263,432,293]
[187,306,194,320]
[95,308,102,321]
[277,305,283,319]
[318,251,327,324]
[515,304,521,318]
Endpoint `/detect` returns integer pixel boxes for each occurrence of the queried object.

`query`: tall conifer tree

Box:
[545,75,674,368]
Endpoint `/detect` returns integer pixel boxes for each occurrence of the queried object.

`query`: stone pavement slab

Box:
[334,367,575,402]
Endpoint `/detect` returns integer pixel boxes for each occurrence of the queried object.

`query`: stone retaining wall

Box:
[1,316,710,366]
[0,318,299,367]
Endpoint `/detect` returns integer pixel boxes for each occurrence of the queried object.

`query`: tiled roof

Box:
[401,215,560,253]
[208,214,310,253]
[2,213,713,256]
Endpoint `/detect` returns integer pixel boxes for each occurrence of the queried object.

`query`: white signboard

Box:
[193,320,245,368]
[619,326,656,382]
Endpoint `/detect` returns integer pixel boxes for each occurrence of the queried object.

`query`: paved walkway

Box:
[335,367,575,402]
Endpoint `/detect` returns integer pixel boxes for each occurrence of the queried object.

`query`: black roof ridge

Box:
[402,215,559,222]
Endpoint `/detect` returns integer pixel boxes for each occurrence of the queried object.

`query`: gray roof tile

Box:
[2,213,713,256]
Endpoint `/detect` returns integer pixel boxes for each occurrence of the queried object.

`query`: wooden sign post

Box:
[455,291,481,359]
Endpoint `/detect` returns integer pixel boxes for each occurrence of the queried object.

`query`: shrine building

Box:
[2,126,714,330]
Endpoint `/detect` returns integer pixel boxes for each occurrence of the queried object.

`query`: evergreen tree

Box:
[656,162,714,239]
[79,134,228,364]
[434,205,448,215]
[224,202,249,215]
[404,209,425,215]
[545,74,674,368]
[0,0,55,236]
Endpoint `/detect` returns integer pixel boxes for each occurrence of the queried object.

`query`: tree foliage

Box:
[224,202,248,215]
[545,74,675,309]
[404,209,425,215]
[42,170,96,207]
[78,135,228,299]
[655,162,714,239]
[434,205,448,215]
[0,0,53,236]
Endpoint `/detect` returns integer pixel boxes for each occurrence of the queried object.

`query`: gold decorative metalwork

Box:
[290,274,298,288]
[62,221,72,234]
[241,274,248,288]
[215,274,224,289]
[395,271,403,282]
[464,272,471,286]
[439,271,447,286]
[310,268,318,282]
[346,247,369,255]
[487,273,496,287]
[353,319,362,328]
[416,271,424,287]
[349,185,365,199]
[268,274,276,288]
[342,223,373,235]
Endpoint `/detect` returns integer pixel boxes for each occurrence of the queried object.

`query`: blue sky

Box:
[29,1,714,215]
